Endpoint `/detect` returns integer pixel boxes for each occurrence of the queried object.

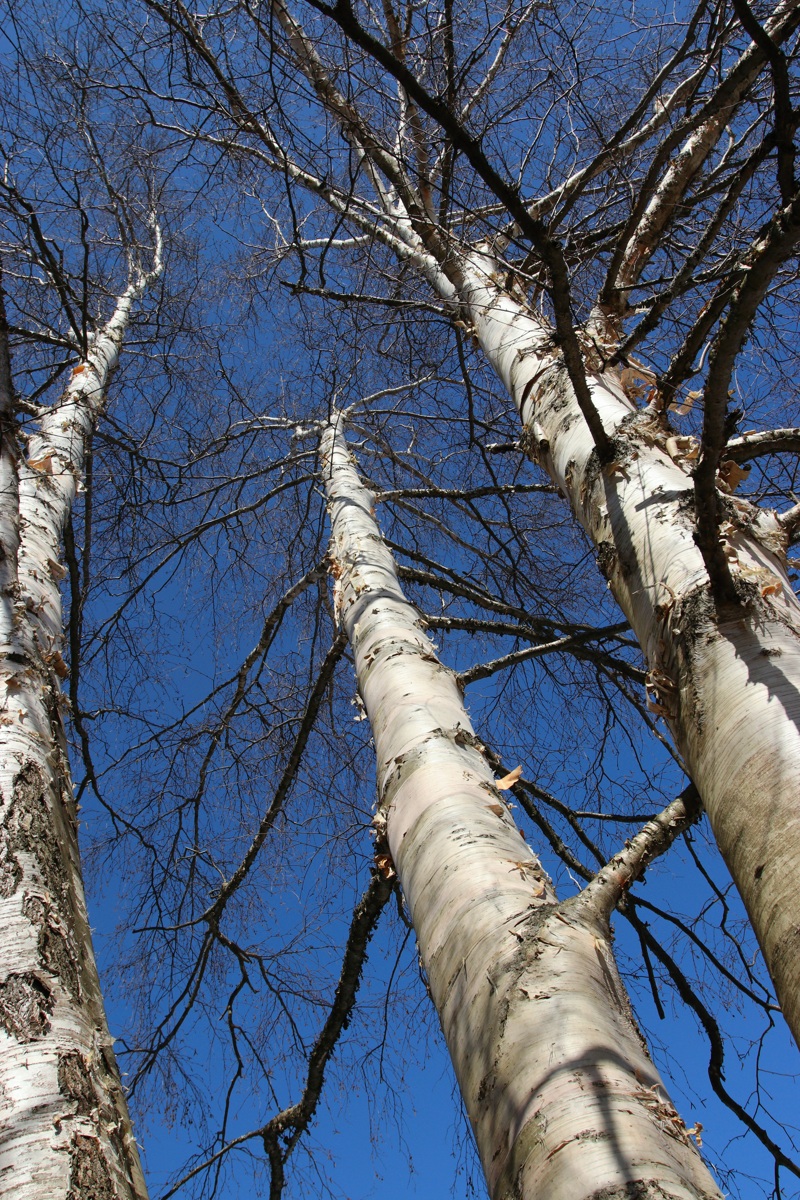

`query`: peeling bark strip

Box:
[458,249,800,1048]
[0,246,160,1198]
[322,414,721,1200]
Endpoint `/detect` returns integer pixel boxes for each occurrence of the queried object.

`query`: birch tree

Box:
[4,3,800,1197]
[322,408,723,1200]
[0,108,162,1192]
[122,0,800,1051]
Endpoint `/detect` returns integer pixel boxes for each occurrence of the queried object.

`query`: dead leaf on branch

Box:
[495,765,522,790]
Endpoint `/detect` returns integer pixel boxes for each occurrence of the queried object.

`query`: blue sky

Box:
[3,1,800,1195]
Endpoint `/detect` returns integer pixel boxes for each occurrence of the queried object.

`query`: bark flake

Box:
[0,971,54,1040]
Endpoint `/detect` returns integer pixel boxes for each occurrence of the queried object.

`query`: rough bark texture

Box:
[460,249,800,1047]
[0,276,155,1198]
[322,414,722,1200]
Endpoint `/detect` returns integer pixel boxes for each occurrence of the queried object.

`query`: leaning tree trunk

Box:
[457,247,800,1047]
[144,0,800,1054]
[321,412,722,1200]
[0,266,158,1198]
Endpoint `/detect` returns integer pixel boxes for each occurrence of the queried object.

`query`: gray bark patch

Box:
[66,1133,116,1200]
[0,838,21,897]
[59,1050,99,1116]
[22,892,81,999]
[590,1186,668,1200]
[596,541,618,579]
[9,762,71,903]
[0,971,54,1040]
[588,1183,720,1200]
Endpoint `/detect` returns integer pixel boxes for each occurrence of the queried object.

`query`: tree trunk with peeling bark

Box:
[456,247,800,1048]
[321,412,723,1200]
[132,0,800,1056]
[233,0,800,1053]
[0,259,159,1199]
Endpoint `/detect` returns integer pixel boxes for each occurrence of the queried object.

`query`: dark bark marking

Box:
[494,1108,550,1199]
[668,585,738,736]
[59,1050,99,1116]
[7,762,72,904]
[0,835,22,897]
[476,1072,494,1104]
[66,1133,116,1200]
[0,972,54,1040]
[22,892,81,999]
[596,542,617,579]
[589,1184,717,1200]
[4,763,84,992]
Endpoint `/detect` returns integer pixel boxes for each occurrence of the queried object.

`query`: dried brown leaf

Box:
[496,765,522,789]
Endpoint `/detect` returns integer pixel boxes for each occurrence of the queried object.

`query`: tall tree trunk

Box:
[0,262,158,1198]
[458,247,800,1047]
[321,412,723,1200]
[136,0,800,1054]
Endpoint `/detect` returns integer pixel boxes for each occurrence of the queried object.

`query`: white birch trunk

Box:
[0,260,159,1199]
[458,248,800,1047]
[322,414,723,1200]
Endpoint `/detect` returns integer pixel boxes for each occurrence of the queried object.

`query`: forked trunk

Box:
[321,413,722,1200]
[460,249,800,1047]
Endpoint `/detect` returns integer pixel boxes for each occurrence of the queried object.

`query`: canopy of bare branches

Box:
[1,1,800,1198]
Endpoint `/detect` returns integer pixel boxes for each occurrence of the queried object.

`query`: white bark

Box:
[459,247,800,1047]
[322,414,722,1200]
[0,247,160,1199]
[612,0,800,300]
